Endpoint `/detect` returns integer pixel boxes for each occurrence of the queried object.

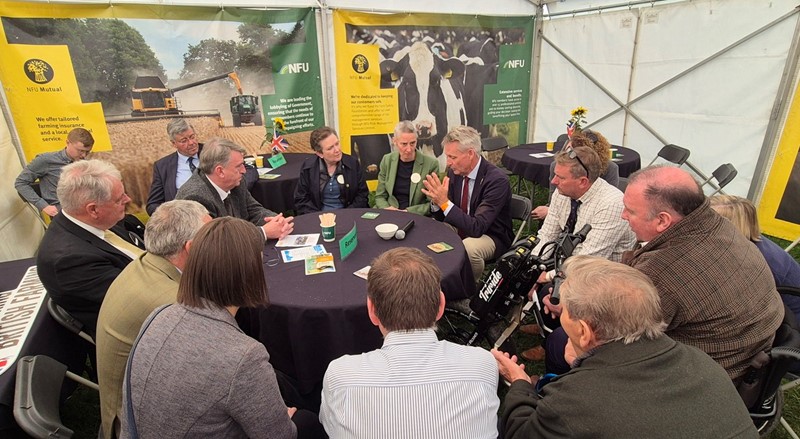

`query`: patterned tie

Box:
[458,177,470,239]
[188,157,196,173]
[104,230,144,259]
[460,177,470,214]
[565,199,582,234]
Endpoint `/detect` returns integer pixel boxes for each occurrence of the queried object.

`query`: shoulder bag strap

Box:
[124,304,172,439]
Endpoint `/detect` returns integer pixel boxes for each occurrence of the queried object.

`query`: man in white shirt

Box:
[320,247,500,439]
[521,145,636,364]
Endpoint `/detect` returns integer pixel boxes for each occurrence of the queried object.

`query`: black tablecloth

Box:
[502,142,641,187]
[0,259,89,433]
[238,208,475,393]
[249,153,314,214]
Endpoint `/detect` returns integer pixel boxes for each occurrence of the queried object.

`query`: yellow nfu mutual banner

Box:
[759,78,800,242]
[0,26,110,158]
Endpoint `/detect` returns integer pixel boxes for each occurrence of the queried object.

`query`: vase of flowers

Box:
[566,106,588,138]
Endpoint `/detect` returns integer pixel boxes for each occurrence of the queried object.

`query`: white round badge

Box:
[410,172,421,184]
[336,174,345,185]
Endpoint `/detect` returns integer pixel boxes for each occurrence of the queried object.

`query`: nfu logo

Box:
[24,59,54,83]
[279,63,310,74]
[503,59,526,69]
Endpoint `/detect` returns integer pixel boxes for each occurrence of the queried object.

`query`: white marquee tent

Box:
[1,0,798,261]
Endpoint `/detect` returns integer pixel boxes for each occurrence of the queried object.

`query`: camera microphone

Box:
[395,220,415,240]
[575,224,592,241]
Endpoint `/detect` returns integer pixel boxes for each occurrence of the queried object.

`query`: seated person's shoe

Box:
[519,324,541,335]
[520,345,546,362]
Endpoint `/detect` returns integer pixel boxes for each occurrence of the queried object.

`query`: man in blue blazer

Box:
[422,125,513,282]
[146,119,201,216]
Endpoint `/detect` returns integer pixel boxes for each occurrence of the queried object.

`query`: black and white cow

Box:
[380,41,468,169]
[349,28,503,173]
[457,36,500,140]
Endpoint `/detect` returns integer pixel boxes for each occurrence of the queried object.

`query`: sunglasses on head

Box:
[567,148,590,177]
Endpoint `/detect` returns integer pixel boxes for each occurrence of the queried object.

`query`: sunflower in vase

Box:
[566,106,588,138]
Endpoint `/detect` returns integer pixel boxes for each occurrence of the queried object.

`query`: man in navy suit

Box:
[37,160,142,336]
[146,119,201,216]
[422,125,513,282]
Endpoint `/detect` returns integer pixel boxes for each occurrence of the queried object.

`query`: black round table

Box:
[238,208,476,394]
[248,153,314,214]
[502,142,641,187]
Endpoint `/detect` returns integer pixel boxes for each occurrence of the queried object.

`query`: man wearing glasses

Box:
[146,119,202,215]
[520,145,636,364]
[493,256,757,438]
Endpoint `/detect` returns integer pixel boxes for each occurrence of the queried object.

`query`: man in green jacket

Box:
[373,120,440,216]
[493,255,757,439]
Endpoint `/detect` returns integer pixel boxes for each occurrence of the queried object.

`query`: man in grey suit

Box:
[176,137,293,239]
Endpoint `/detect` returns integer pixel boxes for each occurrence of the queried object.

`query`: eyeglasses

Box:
[567,148,590,177]
[175,134,197,145]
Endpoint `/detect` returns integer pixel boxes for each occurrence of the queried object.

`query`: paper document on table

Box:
[354,266,371,280]
[305,253,335,275]
[256,168,274,175]
[276,234,320,247]
[530,152,554,158]
[281,245,327,263]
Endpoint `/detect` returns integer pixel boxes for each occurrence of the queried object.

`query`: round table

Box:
[248,153,314,214]
[0,259,90,431]
[238,208,476,394]
[502,142,641,188]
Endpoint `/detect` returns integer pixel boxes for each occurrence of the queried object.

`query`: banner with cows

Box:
[0,2,322,212]
[333,11,534,181]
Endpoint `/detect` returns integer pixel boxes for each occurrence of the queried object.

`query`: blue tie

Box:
[565,199,581,234]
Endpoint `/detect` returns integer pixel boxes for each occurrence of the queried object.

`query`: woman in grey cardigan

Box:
[121,217,306,438]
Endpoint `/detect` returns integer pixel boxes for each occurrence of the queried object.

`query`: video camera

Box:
[466,224,592,340]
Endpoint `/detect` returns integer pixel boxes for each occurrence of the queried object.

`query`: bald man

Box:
[621,165,783,382]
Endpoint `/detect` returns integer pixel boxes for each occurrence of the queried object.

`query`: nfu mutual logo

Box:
[278,63,310,74]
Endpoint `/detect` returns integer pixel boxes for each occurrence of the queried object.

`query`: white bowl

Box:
[375,223,398,240]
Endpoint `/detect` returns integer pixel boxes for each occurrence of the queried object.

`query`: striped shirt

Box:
[320,329,499,439]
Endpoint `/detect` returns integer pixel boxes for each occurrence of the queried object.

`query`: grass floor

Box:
[43,180,800,437]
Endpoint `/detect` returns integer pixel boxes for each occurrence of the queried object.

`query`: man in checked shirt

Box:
[521,145,636,365]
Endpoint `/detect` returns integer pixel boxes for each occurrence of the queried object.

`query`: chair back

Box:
[647,144,690,167]
[14,355,74,438]
[14,355,99,439]
[481,136,508,153]
[509,194,532,242]
[743,287,800,436]
[617,177,629,192]
[554,133,569,150]
[47,298,95,345]
[481,136,509,171]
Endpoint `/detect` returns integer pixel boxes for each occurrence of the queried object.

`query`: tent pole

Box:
[527,3,545,143]
[749,6,800,201]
